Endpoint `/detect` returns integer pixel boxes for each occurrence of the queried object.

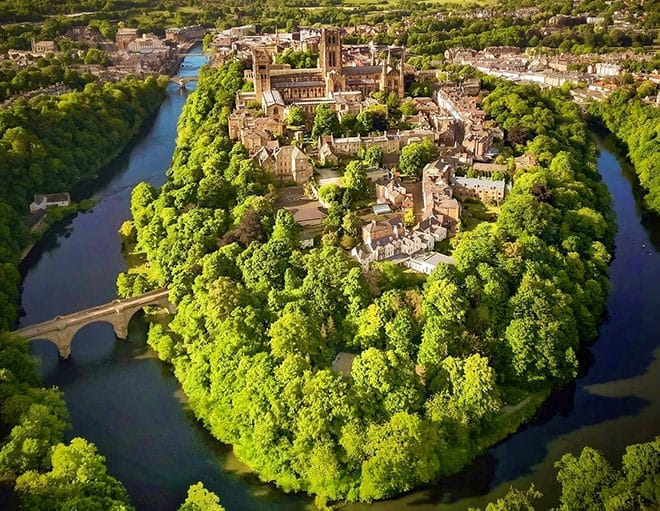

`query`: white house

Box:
[351,216,447,267]
[29,193,71,213]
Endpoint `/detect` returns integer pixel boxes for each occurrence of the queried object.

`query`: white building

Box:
[351,216,447,267]
[406,252,456,275]
[29,193,71,213]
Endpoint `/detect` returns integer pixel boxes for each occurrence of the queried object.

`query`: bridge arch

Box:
[28,318,120,359]
[15,289,175,359]
[168,77,198,90]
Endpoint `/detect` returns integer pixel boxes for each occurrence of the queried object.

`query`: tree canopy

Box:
[591,84,660,214]
[474,438,660,511]
[399,138,438,177]
[123,62,615,504]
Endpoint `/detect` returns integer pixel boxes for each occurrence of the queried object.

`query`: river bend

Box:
[19,55,660,510]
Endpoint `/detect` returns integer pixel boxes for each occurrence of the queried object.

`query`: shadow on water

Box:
[595,130,660,251]
[399,382,648,509]
[414,134,660,510]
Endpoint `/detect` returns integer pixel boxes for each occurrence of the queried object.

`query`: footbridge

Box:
[13,289,175,359]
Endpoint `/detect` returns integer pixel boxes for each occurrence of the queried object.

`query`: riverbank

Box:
[20,51,281,511]
[0,73,174,510]
[589,84,660,215]
[15,82,167,266]
[20,198,96,261]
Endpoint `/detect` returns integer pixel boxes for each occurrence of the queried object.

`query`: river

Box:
[18,52,659,510]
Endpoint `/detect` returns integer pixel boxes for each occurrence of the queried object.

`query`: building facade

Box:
[252,28,405,108]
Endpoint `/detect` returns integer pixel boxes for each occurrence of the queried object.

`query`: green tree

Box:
[470,485,542,511]
[312,104,340,139]
[179,482,225,511]
[271,208,301,248]
[425,354,501,429]
[359,412,441,501]
[286,105,306,127]
[398,139,438,177]
[15,437,132,510]
[269,303,326,362]
[362,146,384,168]
[555,447,617,511]
[409,82,432,97]
[343,160,369,200]
[614,438,660,508]
[400,99,418,116]
[0,403,70,478]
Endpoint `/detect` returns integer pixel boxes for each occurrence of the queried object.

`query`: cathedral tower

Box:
[253,48,271,99]
[320,28,342,76]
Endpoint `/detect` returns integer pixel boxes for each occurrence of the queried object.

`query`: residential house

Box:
[318,142,339,166]
[376,173,414,210]
[351,217,446,267]
[272,145,313,183]
[29,193,71,213]
[406,252,456,275]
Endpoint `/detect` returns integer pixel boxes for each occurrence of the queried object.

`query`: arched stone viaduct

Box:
[13,289,175,359]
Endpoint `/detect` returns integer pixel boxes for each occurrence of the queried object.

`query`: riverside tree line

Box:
[0,76,166,509]
[0,71,230,510]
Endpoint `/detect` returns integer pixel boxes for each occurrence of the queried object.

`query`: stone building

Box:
[375,173,414,210]
[252,28,405,109]
[116,28,140,50]
[272,145,313,183]
[31,40,56,54]
[165,25,206,43]
[29,193,71,213]
[422,159,461,229]
[351,217,446,267]
[317,129,435,165]
[452,176,506,204]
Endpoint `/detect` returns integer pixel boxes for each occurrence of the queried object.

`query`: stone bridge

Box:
[13,289,175,359]
[169,76,198,89]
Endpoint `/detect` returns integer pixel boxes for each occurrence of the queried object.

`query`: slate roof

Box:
[342,65,382,75]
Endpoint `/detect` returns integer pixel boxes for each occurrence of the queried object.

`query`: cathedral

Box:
[229,28,408,183]
[252,28,405,112]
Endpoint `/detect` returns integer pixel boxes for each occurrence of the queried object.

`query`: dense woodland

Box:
[121,58,616,503]
[0,329,221,509]
[0,56,96,103]
[591,83,660,215]
[0,76,164,333]
[0,0,654,508]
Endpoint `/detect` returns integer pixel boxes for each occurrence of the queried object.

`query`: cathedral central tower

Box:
[319,28,342,75]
